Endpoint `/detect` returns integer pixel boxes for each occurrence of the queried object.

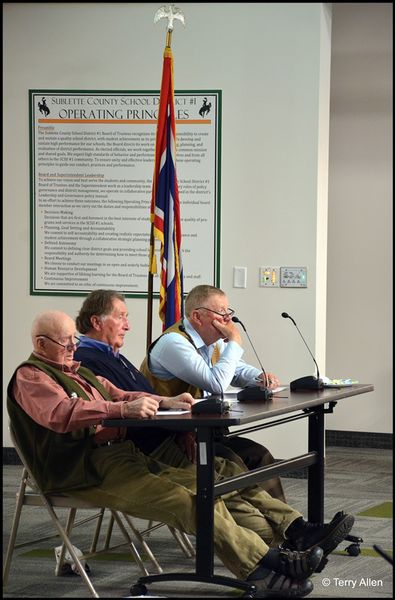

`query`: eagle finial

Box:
[154,4,186,31]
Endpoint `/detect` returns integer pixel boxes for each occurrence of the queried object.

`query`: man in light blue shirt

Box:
[147,314,276,395]
[140,284,285,501]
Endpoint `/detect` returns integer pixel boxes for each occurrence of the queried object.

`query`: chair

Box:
[3,427,193,597]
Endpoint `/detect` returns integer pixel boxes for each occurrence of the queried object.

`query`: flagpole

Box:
[146,5,185,350]
[166,28,172,49]
[146,25,172,352]
[146,230,154,351]
[146,24,172,352]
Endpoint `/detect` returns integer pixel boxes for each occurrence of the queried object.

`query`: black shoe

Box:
[287,511,354,555]
[277,546,323,580]
[284,511,355,572]
[253,571,314,598]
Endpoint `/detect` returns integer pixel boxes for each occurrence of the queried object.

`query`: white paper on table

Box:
[156,409,191,415]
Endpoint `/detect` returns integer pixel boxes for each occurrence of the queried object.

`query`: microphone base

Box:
[237,386,273,402]
[290,376,324,392]
[192,397,230,414]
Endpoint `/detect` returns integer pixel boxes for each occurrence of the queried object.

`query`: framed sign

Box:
[29,90,221,296]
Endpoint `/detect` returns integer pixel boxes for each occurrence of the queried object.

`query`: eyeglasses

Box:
[195,307,235,319]
[36,334,80,351]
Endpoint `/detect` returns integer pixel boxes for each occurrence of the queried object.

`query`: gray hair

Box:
[76,290,126,334]
[184,285,225,317]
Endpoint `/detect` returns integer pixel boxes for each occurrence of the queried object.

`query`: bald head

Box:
[31,311,75,344]
[32,311,77,364]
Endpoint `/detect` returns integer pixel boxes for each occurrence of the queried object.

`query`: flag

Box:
[149,45,183,330]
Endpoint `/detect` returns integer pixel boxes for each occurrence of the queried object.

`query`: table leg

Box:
[195,426,215,576]
[307,407,325,523]
[131,424,256,596]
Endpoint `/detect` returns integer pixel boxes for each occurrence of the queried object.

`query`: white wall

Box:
[325,3,393,433]
[3,3,391,451]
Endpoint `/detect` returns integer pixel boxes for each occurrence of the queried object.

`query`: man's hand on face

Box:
[211,318,242,345]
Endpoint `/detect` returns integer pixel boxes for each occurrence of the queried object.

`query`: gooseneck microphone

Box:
[232,316,272,401]
[232,316,269,383]
[281,312,324,391]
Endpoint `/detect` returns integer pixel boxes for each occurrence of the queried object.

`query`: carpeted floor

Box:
[357,502,393,519]
[3,446,393,598]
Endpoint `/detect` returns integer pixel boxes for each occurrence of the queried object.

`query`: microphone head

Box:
[281,311,320,382]
[232,315,246,331]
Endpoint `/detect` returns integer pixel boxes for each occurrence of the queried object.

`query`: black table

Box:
[103,383,373,597]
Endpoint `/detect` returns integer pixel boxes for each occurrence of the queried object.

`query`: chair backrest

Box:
[10,425,64,499]
[10,425,37,486]
[9,424,96,508]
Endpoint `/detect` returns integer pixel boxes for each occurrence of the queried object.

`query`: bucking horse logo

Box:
[199,97,211,118]
[38,97,50,116]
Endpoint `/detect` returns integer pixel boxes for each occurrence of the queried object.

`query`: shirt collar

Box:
[184,318,209,351]
[77,335,119,358]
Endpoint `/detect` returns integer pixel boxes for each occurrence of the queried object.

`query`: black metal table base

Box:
[131,573,256,597]
[103,387,374,598]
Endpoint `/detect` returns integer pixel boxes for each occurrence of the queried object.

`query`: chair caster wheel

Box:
[130,583,147,596]
[346,543,361,556]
